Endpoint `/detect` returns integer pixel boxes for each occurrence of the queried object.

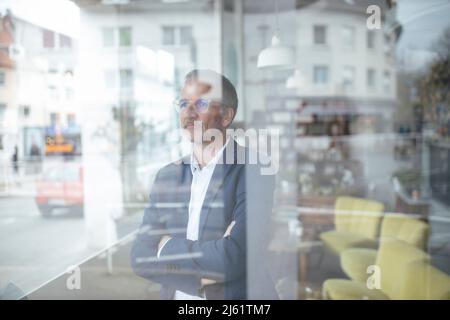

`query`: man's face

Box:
[179,79,228,143]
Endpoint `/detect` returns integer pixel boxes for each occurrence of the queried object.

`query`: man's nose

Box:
[185,100,199,117]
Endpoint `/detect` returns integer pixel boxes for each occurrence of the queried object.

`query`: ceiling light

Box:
[257,0,294,70]
[286,69,306,89]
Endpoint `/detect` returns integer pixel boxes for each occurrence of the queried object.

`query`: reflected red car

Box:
[35,163,84,217]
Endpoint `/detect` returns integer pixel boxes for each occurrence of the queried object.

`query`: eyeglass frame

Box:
[173,98,230,114]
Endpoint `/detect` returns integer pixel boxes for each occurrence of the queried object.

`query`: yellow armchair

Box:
[396,260,450,300]
[319,196,384,255]
[323,240,450,300]
[340,214,430,283]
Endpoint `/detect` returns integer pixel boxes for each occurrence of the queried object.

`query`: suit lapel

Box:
[198,141,238,239]
[177,158,192,227]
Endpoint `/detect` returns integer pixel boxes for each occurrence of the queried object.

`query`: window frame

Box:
[313,25,327,46]
[367,68,376,88]
[313,65,329,85]
[119,69,133,89]
[162,25,193,46]
[367,30,376,50]
[43,29,55,49]
[342,66,356,93]
[342,26,355,49]
[102,26,132,48]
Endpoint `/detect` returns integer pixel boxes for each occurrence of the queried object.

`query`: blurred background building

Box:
[0,0,449,300]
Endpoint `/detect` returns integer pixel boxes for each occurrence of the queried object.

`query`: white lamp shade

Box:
[257,35,295,70]
[286,69,306,88]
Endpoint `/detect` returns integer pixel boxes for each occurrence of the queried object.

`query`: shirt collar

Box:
[190,138,230,174]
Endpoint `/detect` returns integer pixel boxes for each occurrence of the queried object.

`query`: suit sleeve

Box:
[130,170,201,295]
[159,165,275,283]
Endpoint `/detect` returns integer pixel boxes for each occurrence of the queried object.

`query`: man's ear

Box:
[222,107,235,128]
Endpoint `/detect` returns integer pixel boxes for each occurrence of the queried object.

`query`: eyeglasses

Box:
[173,98,224,113]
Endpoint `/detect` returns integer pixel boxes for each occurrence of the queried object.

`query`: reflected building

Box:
[0,9,77,184]
[241,0,401,208]
[245,0,399,134]
[73,0,223,203]
[0,11,16,184]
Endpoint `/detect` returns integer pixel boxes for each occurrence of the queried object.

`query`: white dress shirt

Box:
[158,140,229,300]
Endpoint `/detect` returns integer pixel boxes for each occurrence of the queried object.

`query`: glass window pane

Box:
[3,0,449,303]
[343,66,355,92]
[67,114,76,127]
[313,66,328,84]
[384,34,391,55]
[104,69,116,88]
[0,103,6,122]
[59,34,72,48]
[119,69,133,88]
[367,68,376,87]
[49,112,59,126]
[162,26,175,45]
[367,30,375,49]
[43,29,55,48]
[179,26,193,45]
[119,27,132,47]
[342,26,355,47]
[102,27,115,47]
[383,70,391,93]
[313,25,326,45]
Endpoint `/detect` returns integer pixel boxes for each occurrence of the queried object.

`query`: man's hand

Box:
[158,235,171,252]
[199,221,235,289]
[223,220,235,238]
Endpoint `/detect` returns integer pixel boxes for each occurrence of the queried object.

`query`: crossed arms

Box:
[130,170,247,295]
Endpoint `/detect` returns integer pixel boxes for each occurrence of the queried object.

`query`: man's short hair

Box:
[184,69,238,119]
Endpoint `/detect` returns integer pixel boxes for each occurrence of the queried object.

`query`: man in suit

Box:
[131,69,277,299]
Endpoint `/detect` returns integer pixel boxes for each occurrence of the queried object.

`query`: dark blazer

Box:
[130,140,277,299]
